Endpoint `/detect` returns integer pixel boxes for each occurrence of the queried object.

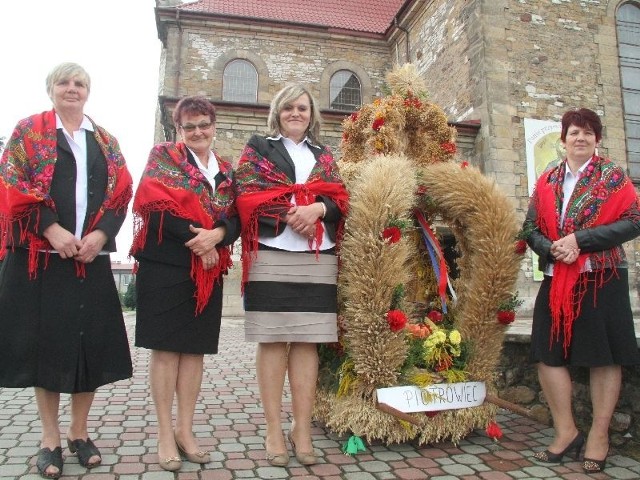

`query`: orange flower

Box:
[406,323,431,339]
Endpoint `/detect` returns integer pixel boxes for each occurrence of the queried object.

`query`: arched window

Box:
[617,3,640,179]
[222,59,258,103]
[330,70,362,111]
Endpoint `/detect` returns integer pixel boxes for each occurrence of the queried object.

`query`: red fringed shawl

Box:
[534,155,639,356]
[130,142,236,314]
[0,109,132,277]
[235,142,349,289]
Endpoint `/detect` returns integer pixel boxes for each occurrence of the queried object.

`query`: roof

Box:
[176,0,407,34]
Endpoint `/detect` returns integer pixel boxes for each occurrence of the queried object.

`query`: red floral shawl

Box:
[0,109,132,277]
[130,142,236,314]
[235,141,349,288]
[534,155,639,355]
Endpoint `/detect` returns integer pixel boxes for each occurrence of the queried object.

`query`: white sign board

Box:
[376,382,486,413]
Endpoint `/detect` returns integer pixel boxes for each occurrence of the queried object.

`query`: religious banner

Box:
[376,382,486,413]
[524,118,563,280]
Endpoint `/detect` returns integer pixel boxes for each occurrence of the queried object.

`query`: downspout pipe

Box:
[172,7,183,141]
[394,16,410,62]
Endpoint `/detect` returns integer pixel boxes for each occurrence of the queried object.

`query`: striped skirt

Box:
[244,249,338,343]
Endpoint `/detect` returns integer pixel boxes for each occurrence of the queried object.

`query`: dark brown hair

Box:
[560,108,602,142]
[173,96,216,126]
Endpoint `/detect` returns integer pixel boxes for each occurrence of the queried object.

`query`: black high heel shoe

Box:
[583,457,606,473]
[533,432,584,463]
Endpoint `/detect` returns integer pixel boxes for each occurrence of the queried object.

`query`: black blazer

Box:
[244,134,342,241]
[10,130,125,252]
[133,149,240,267]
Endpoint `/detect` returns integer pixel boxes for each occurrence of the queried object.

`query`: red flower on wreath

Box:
[497,310,516,325]
[404,97,422,109]
[372,116,385,131]
[386,310,408,332]
[486,421,503,441]
[461,161,469,169]
[515,239,527,255]
[382,226,402,244]
[349,112,359,122]
[427,310,443,324]
[441,142,457,154]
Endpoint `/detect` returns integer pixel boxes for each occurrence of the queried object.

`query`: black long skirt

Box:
[530,268,640,367]
[0,249,133,393]
[134,259,223,354]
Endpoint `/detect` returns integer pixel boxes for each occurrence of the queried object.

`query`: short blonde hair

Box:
[267,84,321,143]
[46,62,91,100]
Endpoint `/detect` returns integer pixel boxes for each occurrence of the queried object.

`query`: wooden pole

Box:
[376,401,422,426]
[485,394,548,424]
[375,392,547,426]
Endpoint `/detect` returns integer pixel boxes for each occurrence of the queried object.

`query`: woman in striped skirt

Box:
[236,84,349,467]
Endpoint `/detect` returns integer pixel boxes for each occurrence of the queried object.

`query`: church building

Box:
[153,0,640,311]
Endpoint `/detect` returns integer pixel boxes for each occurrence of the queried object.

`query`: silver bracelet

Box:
[320,202,327,219]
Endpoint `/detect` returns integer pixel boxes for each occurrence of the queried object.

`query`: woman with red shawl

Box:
[235,84,349,467]
[130,96,239,471]
[0,63,133,478]
[524,108,640,473]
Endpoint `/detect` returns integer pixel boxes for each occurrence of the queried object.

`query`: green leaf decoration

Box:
[342,435,367,456]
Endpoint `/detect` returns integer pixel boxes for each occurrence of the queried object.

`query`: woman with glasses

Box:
[130,96,239,471]
[0,62,133,479]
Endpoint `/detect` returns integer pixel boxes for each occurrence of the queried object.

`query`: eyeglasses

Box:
[180,121,213,132]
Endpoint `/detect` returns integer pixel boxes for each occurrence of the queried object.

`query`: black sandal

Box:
[67,438,101,468]
[36,447,63,479]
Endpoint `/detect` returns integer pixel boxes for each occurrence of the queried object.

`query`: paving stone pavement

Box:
[1,312,639,479]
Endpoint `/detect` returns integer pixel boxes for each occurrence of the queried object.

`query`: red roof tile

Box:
[176,0,407,34]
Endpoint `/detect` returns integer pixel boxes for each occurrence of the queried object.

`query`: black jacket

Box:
[9,130,125,252]
[133,149,240,267]
[244,134,342,241]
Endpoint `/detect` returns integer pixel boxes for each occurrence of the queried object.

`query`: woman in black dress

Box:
[524,108,640,473]
[131,96,239,471]
[0,62,133,479]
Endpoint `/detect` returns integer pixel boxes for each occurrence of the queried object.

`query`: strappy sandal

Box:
[67,438,102,468]
[36,447,63,479]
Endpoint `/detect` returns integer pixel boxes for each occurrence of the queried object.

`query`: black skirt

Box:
[530,268,640,367]
[135,259,223,354]
[0,249,132,393]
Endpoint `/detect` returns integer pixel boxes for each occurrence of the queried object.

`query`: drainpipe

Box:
[170,7,183,141]
[394,16,410,62]
[175,8,183,97]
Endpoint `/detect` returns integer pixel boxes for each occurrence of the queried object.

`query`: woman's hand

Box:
[76,230,108,263]
[551,233,580,264]
[285,203,324,238]
[43,223,83,259]
[185,225,225,269]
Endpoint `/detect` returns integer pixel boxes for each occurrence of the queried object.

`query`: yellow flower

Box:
[449,329,461,345]
[424,330,446,350]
